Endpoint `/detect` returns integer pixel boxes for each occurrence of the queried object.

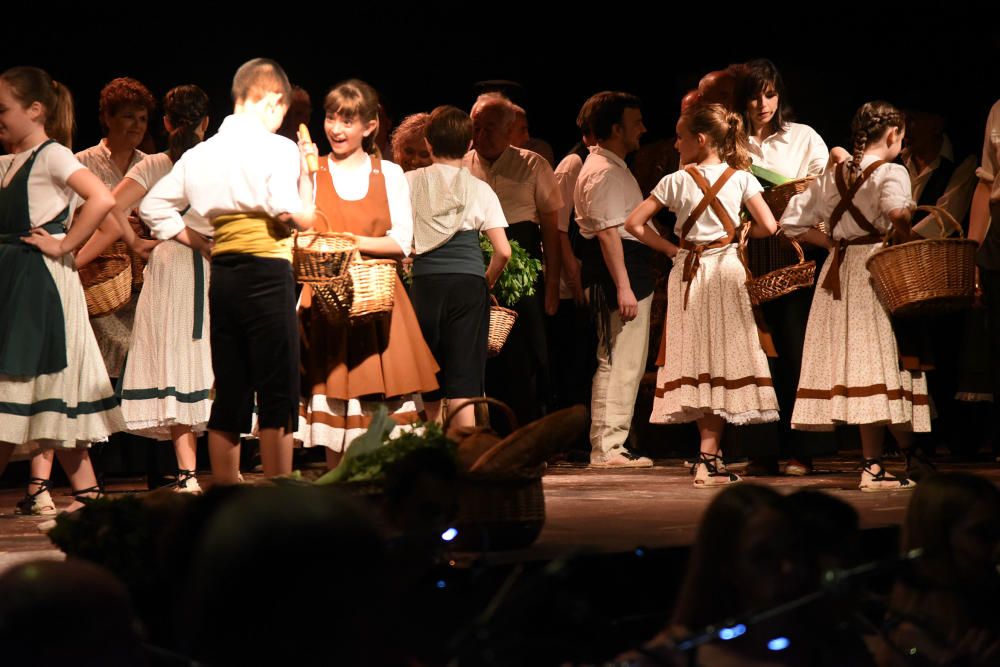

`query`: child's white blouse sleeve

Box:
[780,171,832,237]
[44,145,86,188]
[878,164,916,216]
[741,172,765,202]
[384,161,414,257]
[651,172,680,210]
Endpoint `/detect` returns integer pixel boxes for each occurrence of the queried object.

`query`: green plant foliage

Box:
[481,237,541,307]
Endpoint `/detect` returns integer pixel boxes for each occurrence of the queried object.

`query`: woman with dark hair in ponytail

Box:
[77,85,212,492]
[781,101,928,491]
[297,79,439,469]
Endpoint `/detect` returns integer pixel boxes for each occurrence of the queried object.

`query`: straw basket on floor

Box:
[79,253,131,317]
[747,177,817,277]
[348,259,397,324]
[866,205,978,316]
[738,223,816,306]
[488,295,518,357]
[293,230,357,283]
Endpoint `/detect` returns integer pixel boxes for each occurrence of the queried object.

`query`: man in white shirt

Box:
[141,58,316,484]
[464,94,563,427]
[574,91,654,467]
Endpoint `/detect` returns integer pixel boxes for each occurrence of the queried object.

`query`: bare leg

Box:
[859,424,886,460]
[170,425,198,472]
[27,448,56,498]
[693,414,737,486]
[444,397,477,438]
[697,414,725,457]
[0,442,14,477]
[325,448,344,470]
[888,425,913,451]
[54,449,100,512]
[258,427,292,477]
[208,429,241,485]
[423,400,442,425]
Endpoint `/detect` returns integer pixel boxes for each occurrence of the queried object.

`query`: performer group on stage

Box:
[0,55,997,518]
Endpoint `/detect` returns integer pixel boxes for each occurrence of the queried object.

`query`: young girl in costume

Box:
[625,103,778,488]
[77,85,212,492]
[0,66,125,515]
[781,101,927,491]
[297,79,439,468]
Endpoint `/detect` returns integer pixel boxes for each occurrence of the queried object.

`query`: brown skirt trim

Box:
[654,374,774,397]
[796,384,930,405]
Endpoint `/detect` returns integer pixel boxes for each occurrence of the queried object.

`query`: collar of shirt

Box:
[475,145,516,173]
[95,138,143,171]
[589,144,628,171]
[749,125,791,150]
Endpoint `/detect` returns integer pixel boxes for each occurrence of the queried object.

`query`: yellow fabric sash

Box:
[211,213,292,261]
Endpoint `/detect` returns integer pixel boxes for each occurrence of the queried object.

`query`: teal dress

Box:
[0,140,123,449]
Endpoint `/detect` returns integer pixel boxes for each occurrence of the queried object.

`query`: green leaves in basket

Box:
[318,420,456,484]
[751,164,792,187]
[315,404,395,484]
[481,236,542,307]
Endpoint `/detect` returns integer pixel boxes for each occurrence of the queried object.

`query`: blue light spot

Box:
[634,548,645,557]
[436,580,447,589]
[767,637,790,651]
[441,527,459,542]
[718,624,746,640]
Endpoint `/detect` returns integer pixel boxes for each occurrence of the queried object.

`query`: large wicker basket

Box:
[79,254,131,317]
[866,205,978,316]
[738,223,816,305]
[488,295,518,357]
[761,176,814,219]
[349,259,397,323]
[293,230,357,283]
[451,468,546,551]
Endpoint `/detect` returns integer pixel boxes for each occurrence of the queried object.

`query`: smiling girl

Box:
[297,79,438,468]
[0,66,124,515]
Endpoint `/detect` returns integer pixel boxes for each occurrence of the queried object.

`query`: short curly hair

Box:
[98,77,155,127]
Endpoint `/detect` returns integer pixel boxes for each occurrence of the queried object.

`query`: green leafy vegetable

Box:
[481,237,542,307]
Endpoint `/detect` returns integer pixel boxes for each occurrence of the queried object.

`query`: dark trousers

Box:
[982,268,1000,447]
[547,298,597,410]
[207,254,299,434]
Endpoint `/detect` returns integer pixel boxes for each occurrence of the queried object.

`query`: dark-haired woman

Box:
[734,59,838,477]
[407,106,511,435]
[298,80,439,469]
[79,85,212,492]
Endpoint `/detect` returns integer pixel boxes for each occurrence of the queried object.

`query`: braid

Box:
[847,101,904,186]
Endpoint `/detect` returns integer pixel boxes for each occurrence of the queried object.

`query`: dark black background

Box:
[5,5,998,161]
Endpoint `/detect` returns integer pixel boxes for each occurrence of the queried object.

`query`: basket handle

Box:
[443,397,519,433]
[913,204,962,239]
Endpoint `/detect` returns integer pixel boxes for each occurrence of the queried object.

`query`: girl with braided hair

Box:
[781,100,929,491]
[626,103,779,487]
[76,85,213,492]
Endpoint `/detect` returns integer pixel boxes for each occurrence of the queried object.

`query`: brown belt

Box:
[679,237,732,309]
[821,234,882,300]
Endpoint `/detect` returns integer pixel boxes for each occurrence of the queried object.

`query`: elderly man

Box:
[464,94,563,427]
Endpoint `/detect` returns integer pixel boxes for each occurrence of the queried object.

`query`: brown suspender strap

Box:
[820,161,887,300]
[678,166,738,309]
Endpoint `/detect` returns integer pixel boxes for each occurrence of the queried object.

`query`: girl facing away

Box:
[0,66,125,516]
[625,103,778,488]
[780,100,928,491]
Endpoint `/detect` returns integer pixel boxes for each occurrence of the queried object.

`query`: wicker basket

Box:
[866,205,978,317]
[451,468,545,551]
[311,277,354,324]
[348,259,397,323]
[293,230,357,283]
[738,223,816,305]
[760,176,814,219]
[488,295,518,357]
[79,254,132,317]
[747,177,816,277]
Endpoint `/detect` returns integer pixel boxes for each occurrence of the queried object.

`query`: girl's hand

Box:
[21,227,66,258]
[132,237,161,260]
[191,233,214,261]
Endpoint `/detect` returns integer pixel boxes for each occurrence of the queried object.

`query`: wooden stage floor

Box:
[1,455,997,572]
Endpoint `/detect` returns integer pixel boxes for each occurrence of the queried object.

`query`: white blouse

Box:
[125,153,212,236]
[781,155,915,240]
[652,164,763,243]
[0,141,85,229]
[75,139,145,190]
[326,154,414,257]
[748,122,829,180]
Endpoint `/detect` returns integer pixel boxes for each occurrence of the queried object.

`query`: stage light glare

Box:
[441,527,459,542]
[767,637,790,651]
[635,548,645,557]
[436,580,447,589]
[718,624,746,640]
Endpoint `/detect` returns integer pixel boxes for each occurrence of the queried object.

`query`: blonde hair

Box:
[1,67,75,149]
[682,103,751,171]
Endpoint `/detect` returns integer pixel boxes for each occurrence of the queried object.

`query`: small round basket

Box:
[293,230,357,283]
[348,259,397,324]
[79,253,132,317]
[738,224,816,305]
[487,295,518,357]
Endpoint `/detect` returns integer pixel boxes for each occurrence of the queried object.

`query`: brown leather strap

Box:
[828,160,885,236]
[681,166,738,241]
[819,234,883,300]
[678,237,729,309]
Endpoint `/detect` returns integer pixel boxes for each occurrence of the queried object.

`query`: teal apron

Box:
[0,140,70,376]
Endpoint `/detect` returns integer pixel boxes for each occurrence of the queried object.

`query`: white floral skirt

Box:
[791,243,931,432]
[119,241,213,440]
[651,245,779,425]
